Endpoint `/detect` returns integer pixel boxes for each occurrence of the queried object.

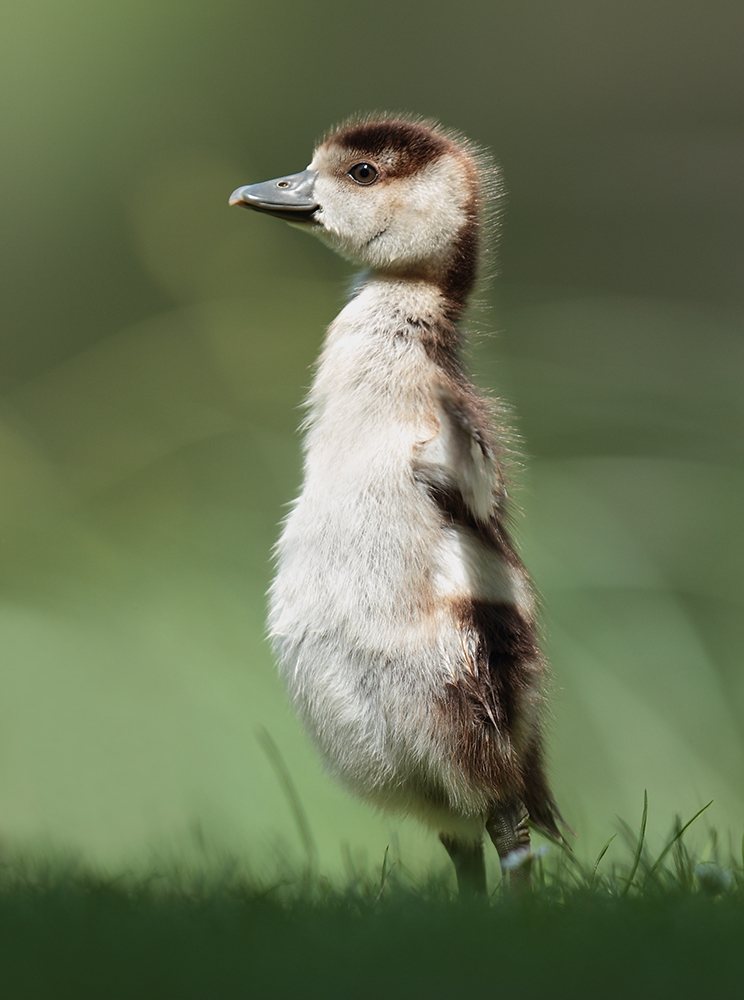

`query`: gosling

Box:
[230,115,561,895]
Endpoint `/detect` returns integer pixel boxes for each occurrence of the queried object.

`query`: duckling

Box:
[230,115,562,894]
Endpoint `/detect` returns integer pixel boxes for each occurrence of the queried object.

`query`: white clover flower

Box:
[695,863,734,893]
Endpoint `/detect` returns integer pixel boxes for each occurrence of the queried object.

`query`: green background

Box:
[1,1,743,878]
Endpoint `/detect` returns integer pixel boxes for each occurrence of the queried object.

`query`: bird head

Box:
[230,115,497,300]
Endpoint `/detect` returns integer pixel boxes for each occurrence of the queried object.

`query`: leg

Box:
[439,834,487,897]
[486,799,532,894]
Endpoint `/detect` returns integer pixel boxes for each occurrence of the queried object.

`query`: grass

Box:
[1,798,743,1000]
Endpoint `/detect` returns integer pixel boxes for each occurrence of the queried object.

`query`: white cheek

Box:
[313,176,387,249]
[381,158,470,265]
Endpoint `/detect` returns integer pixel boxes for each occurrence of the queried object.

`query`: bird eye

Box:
[348,162,378,185]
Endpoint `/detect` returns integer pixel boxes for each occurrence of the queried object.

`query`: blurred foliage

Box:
[1,1,743,875]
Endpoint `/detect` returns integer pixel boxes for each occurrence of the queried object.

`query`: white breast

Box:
[270,280,442,652]
[267,278,520,828]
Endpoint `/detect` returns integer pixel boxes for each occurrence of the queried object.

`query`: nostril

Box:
[277,180,290,188]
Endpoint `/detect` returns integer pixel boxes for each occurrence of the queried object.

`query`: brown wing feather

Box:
[443,552,563,839]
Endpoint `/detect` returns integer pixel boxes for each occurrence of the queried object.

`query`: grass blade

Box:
[590,834,616,888]
[622,790,648,895]
[257,727,318,872]
[535,829,587,889]
[375,846,395,903]
[643,800,713,888]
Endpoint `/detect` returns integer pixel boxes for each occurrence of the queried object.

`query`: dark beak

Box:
[229,169,319,222]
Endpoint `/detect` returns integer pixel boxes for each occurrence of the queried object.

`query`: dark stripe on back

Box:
[459,599,540,724]
[421,479,521,567]
[437,600,562,834]
[438,599,542,793]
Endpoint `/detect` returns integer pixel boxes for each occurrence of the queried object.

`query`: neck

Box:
[306,271,478,463]
[365,238,478,326]
[351,272,468,379]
